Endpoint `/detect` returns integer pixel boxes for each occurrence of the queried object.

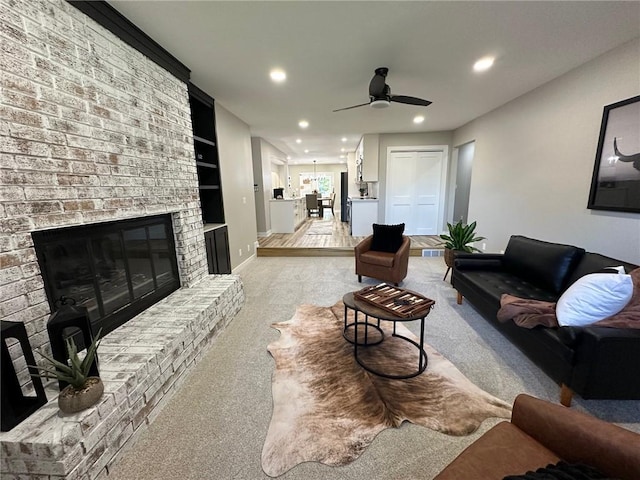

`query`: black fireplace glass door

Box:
[123,227,155,300]
[42,238,98,320]
[33,214,180,336]
[91,232,128,318]
[148,224,173,288]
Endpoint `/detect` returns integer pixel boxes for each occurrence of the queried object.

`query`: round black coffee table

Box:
[342,291,432,379]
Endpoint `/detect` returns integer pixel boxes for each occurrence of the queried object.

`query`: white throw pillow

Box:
[556,273,633,327]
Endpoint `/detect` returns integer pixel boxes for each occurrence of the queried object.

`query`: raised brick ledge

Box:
[0,275,245,480]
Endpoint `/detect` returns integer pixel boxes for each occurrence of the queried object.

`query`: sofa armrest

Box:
[568,326,640,400]
[454,253,505,271]
[511,394,640,479]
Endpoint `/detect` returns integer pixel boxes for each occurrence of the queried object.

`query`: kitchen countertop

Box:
[349,197,378,202]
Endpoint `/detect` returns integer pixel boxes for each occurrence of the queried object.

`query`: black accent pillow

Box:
[370,223,405,253]
[503,461,615,480]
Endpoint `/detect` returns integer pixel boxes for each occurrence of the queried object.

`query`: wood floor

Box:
[257,211,443,257]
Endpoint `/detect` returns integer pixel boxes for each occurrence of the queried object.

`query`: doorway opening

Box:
[451,141,475,224]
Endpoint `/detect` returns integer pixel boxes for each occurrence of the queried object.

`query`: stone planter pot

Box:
[58,377,104,414]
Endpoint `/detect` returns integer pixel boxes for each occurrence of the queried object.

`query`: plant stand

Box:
[443,248,457,282]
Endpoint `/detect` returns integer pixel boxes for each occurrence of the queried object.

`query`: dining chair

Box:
[306,194,320,217]
[321,192,336,217]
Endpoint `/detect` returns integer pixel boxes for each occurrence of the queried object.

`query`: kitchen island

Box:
[270,198,306,233]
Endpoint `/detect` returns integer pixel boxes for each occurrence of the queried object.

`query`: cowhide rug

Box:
[261,302,512,477]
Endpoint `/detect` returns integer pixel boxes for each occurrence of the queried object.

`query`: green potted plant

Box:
[30,330,104,414]
[439,220,485,279]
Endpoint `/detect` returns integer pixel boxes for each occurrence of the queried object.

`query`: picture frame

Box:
[587,95,640,213]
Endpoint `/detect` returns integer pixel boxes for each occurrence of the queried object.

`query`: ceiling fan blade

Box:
[390,95,432,107]
[332,102,371,112]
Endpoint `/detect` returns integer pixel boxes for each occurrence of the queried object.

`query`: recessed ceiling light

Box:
[340,148,345,152]
[339,155,345,159]
[413,115,425,124]
[286,155,291,160]
[473,56,494,72]
[295,138,302,144]
[341,137,347,142]
[298,120,309,129]
[270,69,286,82]
[304,149,309,153]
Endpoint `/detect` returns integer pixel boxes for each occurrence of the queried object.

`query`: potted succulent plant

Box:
[439,220,485,278]
[31,331,104,414]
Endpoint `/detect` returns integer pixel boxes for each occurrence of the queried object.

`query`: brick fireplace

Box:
[1,0,209,361]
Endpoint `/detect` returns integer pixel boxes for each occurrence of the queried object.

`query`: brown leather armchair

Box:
[355,234,410,286]
[434,394,640,480]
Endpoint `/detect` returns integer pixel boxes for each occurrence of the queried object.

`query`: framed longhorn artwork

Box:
[588,95,640,213]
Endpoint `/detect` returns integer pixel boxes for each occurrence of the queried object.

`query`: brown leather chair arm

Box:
[354,235,373,255]
[396,235,410,263]
[511,394,640,479]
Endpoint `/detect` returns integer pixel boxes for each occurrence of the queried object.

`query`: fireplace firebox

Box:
[33,215,180,337]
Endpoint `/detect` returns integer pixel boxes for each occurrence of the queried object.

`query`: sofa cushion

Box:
[456,270,559,305]
[503,236,585,295]
[359,250,395,268]
[565,252,638,288]
[556,273,633,327]
[370,223,404,253]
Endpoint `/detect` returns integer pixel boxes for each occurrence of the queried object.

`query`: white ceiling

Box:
[108,1,640,165]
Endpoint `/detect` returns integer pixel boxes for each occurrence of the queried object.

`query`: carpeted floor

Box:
[108,257,640,480]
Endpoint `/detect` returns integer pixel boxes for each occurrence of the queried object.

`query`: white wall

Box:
[250,137,289,235]
[453,39,640,263]
[216,103,258,268]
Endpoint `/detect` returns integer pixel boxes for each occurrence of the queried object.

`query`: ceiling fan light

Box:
[370,99,390,109]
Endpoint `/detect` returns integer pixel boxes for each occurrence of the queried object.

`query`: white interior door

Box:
[386,152,414,227]
[386,149,445,235]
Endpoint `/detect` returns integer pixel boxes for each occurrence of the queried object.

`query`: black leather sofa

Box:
[452,235,640,406]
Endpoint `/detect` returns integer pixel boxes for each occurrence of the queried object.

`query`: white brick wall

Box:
[1,0,209,356]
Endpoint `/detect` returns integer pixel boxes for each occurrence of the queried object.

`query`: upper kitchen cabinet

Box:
[188,83,225,224]
[356,134,379,182]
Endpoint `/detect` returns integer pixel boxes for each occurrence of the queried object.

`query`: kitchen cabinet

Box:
[270,198,306,233]
[349,198,379,236]
[204,225,231,274]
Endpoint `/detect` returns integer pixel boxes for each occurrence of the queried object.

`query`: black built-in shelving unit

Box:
[188,83,225,225]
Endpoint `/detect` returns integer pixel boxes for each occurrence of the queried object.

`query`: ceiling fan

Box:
[333,67,432,112]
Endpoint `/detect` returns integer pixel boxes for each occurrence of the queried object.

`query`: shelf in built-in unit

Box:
[194,135,216,147]
[196,162,218,169]
[199,185,220,190]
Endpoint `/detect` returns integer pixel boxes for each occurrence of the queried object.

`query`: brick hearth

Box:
[0,275,244,479]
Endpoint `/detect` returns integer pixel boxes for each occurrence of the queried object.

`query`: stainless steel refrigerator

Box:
[340,172,348,222]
